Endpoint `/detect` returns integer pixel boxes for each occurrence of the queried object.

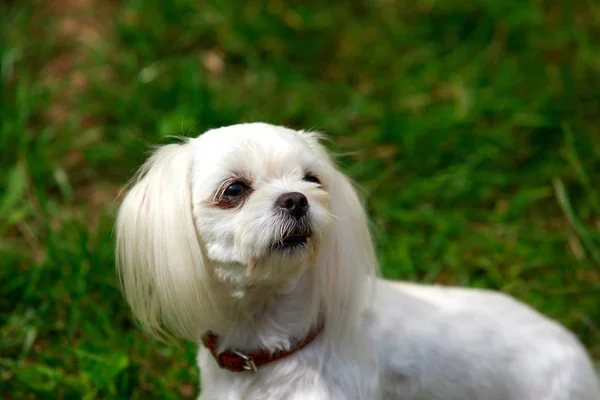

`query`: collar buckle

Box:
[217,350,258,373]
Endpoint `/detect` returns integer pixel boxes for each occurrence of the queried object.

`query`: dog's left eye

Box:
[303,174,321,185]
[223,182,248,199]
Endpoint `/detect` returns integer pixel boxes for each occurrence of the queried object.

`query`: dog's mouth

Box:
[271,232,311,251]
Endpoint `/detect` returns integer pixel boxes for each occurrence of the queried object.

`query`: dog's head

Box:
[190,124,333,284]
[116,123,376,340]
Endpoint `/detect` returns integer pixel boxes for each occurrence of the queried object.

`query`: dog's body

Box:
[115,123,600,400]
[198,279,599,400]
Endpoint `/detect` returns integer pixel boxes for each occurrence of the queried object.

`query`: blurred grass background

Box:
[1,0,599,398]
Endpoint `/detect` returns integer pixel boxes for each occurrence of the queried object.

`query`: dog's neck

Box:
[209,271,322,352]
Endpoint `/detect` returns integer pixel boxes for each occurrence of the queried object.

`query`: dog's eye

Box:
[303,174,321,185]
[223,182,248,199]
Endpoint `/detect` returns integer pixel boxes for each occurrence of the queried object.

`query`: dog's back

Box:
[368,280,600,400]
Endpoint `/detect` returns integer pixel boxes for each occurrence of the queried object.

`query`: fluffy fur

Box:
[116,123,600,400]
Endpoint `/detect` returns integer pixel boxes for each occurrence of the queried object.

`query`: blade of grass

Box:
[553,178,600,266]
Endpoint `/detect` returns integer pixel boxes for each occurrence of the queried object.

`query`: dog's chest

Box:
[196,345,381,400]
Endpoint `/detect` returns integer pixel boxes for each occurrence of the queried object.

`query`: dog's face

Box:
[189,124,333,284]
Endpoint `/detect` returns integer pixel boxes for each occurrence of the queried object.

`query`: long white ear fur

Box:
[115,140,225,341]
[300,131,379,345]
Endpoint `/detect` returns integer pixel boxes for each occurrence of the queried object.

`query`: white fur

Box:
[115,123,600,400]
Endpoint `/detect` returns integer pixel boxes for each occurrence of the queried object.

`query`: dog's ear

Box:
[299,131,378,344]
[115,140,224,341]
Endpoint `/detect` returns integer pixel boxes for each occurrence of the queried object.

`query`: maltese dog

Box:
[115,123,599,400]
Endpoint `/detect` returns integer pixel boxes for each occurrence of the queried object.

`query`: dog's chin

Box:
[233,234,317,285]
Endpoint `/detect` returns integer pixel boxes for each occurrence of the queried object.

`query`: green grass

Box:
[2,0,600,398]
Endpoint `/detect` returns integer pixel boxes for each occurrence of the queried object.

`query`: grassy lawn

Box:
[2,0,599,398]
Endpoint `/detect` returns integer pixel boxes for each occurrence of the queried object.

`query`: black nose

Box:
[276,192,309,219]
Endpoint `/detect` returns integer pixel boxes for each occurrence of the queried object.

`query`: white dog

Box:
[115,123,600,400]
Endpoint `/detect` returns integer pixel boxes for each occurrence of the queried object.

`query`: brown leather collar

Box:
[202,321,325,373]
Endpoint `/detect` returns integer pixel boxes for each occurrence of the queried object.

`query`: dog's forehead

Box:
[197,123,307,148]
[193,123,316,169]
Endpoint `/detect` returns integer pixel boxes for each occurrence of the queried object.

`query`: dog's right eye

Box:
[223,182,247,199]
[213,179,253,209]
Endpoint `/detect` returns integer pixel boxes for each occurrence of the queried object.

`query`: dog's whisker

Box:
[245,257,258,277]
[329,213,342,221]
